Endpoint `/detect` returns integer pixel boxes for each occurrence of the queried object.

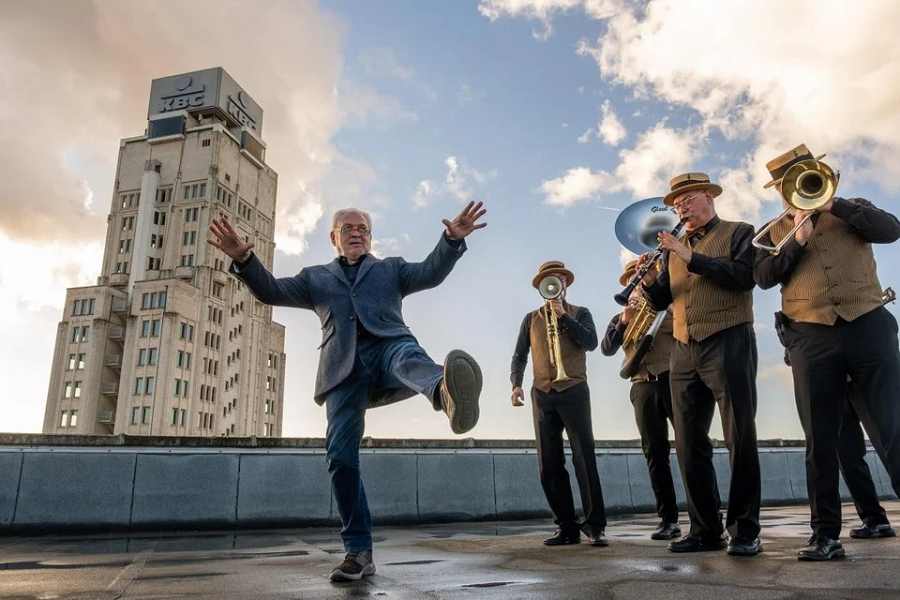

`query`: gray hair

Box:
[332,208,372,230]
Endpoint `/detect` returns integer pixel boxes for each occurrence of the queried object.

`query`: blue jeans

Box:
[325,335,444,552]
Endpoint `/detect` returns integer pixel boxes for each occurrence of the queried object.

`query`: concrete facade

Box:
[0,436,894,533]
[42,68,285,439]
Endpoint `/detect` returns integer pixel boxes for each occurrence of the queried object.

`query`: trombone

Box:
[752,154,839,255]
[538,275,571,384]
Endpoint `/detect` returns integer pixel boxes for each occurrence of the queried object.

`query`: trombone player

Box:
[754,144,900,561]
[510,261,608,546]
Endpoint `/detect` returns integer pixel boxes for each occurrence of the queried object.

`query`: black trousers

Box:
[670,323,761,540]
[531,382,607,534]
[785,307,900,538]
[837,394,888,527]
[631,372,679,524]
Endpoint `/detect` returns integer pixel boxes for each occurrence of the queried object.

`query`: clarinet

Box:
[613,220,686,306]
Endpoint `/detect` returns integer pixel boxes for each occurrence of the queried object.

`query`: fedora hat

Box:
[763,143,827,189]
[662,172,723,206]
[532,260,575,289]
[619,259,639,287]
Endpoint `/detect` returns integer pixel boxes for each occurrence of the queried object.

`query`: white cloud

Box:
[577,129,593,144]
[413,180,435,209]
[541,121,701,205]
[484,0,900,219]
[339,80,419,127]
[541,167,615,206]
[597,100,627,146]
[478,0,623,39]
[359,47,415,80]
[445,155,492,202]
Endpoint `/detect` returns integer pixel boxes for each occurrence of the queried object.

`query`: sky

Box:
[2,0,899,441]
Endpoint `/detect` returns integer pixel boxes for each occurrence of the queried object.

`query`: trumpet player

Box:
[642,172,762,557]
[601,259,680,541]
[510,261,608,547]
[754,144,900,561]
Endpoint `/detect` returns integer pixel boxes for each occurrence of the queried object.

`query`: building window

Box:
[67,353,76,370]
[148,347,158,366]
[179,254,195,267]
[201,138,211,148]
[179,322,194,341]
[60,411,69,428]
[151,319,161,337]
[180,408,186,427]
[212,282,224,299]
[171,407,179,426]
[147,257,161,270]
[131,407,140,425]
[141,320,150,337]
[69,410,78,428]
[141,293,167,311]
[72,298,95,316]
[150,234,164,249]
[153,210,167,226]
[73,381,81,398]
[141,406,151,425]
[64,381,72,398]
[183,207,199,222]
[77,353,85,369]
[134,377,144,395]
[137,348,146,366]
[145,376,155,395]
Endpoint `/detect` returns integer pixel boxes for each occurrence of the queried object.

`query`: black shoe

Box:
[329,550,376,582]
[585,529,608,547]
[669,535,726,553]
[850,522,896,539]
[543,529,581,546]
[651,522,682,541]
[727,536,762,556]
[797,536,845,561]
[441,350,483,434]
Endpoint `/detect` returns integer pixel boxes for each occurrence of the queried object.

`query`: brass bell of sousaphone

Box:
[538,274,564,300]
[752,144,840,255]
[614,197,680,256]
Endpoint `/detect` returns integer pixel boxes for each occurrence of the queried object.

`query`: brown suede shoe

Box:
[441,349,482,434]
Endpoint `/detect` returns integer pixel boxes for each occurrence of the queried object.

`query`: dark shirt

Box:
[753,197,900,289]
[600,313,627,356]
[643,215,756,311]
[510,304,598,388]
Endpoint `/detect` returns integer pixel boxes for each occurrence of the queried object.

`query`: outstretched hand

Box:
[442,201,487,240]
[208,215,254,261]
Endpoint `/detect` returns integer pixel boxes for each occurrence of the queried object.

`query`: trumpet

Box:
[538,275,571,384]
[752,153,839,255]
[614,220,686,306]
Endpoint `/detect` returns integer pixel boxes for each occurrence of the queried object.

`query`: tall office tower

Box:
[43,68,286,437]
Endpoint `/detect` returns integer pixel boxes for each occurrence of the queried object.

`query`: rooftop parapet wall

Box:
[0,435,891,534]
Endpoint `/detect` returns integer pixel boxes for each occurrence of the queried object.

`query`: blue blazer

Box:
[230,234,467,407]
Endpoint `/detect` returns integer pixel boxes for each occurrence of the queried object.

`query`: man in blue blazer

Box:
[209,201,486,581]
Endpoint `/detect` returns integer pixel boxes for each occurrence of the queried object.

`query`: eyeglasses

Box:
[674,193,704,208]
[336,224,371,236]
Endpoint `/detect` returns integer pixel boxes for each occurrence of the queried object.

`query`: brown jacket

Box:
[645,217,756,344]
[510,303,598,394]
[754,198,900,325]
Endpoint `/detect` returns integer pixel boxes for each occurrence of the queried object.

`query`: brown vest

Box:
[769,213,883,325]
[529,303,588,393]
[669,220,754,343]
[622,312,673,381]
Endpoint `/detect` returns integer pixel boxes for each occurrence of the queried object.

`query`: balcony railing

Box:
[108,326,125,341]
[104,354,122,369]
[96,410,115,424]
[100,383,119,396]
[111,297,129,313]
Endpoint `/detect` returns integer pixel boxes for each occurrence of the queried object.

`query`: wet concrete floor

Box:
[2,501,900,599]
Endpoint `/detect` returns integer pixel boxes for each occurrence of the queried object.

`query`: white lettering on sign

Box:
[162,93,205,111]
[226,96,257,131]
[159,84,207,113]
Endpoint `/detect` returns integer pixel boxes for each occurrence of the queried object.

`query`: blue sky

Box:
[2,0,899,440]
